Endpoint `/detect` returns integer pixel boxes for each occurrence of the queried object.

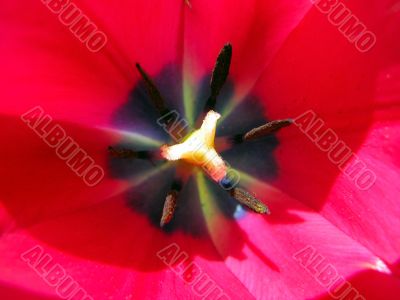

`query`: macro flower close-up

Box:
[1,0,400,299]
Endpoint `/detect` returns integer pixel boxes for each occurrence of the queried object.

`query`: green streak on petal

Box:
[219,94,240,124]
[130,162,172,187]
[182,66,196,126]
[219,83,253,124]
[235,168,280,194]
[196,171,225,238]
[196,172,234,256]
[123,131,163,148]
[196,171,215,218]
[98,127,163,147]
[234,168,258,186]
[104,163,172,200]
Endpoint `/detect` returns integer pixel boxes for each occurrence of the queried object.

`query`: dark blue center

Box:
[108,64,279,236]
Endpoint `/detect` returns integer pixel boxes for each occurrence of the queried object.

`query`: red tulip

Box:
[1,1,399,299]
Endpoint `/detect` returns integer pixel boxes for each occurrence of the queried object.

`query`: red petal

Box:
[251,0,400,264]
[0,1,184,126]
[0,195,254,299]
[183,0,312,99]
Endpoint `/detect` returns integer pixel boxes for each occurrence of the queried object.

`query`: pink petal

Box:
[183,0,312,99]
[205,177,400,299]
[0,0,183,126]
[0,195,254,299]
[251,0,400,265]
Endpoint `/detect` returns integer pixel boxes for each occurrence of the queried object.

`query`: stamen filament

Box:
[108,146,156,161]
[136,63,169,116]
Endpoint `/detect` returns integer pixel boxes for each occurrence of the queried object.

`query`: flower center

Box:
[109,44,293,229]
[160,110,227,182]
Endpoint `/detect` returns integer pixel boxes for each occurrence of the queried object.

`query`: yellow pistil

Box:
[161,110,227,182]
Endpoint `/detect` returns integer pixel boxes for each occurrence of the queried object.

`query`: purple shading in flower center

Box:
[108,65,279,235]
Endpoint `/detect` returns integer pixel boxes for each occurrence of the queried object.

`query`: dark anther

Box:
[108,146,154,160]
[160,180,182,227]
[204,43,232,112]
[228,119,293,145]
[243,119,293,141]
[230,187,270,214]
